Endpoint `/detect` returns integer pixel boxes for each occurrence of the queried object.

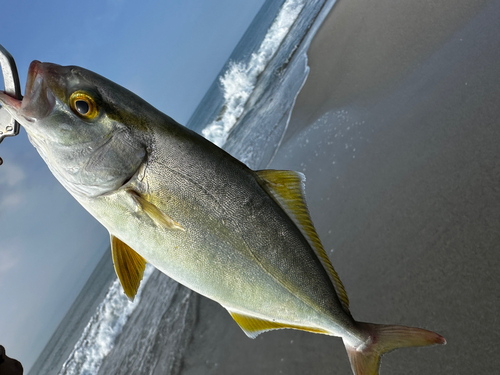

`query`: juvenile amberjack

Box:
[0,61,445,374]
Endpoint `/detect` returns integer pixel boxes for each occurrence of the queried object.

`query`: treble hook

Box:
[0,44,22,165]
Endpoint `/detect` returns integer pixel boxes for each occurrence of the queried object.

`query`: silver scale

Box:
[0,44,22,165]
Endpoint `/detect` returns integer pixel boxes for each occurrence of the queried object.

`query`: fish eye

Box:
[75,100,89,115]
[69,91,99,120]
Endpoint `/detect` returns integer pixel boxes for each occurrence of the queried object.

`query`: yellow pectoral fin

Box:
[110,234,147,301]
[228,310,329,339]
[128,190,185,231]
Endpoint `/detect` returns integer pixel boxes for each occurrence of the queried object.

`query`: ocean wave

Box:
[201,0,306,146]
[57,265,154,375]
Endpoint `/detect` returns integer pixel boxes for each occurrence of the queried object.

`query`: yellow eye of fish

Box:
[69,92,98,119]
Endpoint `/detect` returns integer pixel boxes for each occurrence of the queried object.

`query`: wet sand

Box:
[180,0,500,374]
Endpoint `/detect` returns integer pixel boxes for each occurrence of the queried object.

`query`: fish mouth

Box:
[25,60,42,99]
[0,60,56,124]
[18,60,56,122]
[0,60,42,119]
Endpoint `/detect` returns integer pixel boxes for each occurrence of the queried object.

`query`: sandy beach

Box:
[180,0,500,374]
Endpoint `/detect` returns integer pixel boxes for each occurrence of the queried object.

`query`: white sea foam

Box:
[57,265,154,375]
[202,0,306,146]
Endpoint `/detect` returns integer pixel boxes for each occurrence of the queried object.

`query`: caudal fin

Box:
[344,323,446,375]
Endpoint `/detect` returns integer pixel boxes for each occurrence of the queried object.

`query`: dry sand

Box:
[180,0,500,373]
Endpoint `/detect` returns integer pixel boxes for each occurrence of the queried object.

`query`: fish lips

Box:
[0,60,57,128]
[18,60,57,123]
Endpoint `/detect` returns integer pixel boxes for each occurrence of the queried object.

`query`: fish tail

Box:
[344,322,446,375]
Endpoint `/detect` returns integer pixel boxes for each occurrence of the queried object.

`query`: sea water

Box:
[28,0,336,373]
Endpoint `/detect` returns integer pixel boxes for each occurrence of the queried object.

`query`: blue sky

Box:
[0,0,265,371]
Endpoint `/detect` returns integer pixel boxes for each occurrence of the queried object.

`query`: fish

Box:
[0,60,445,375]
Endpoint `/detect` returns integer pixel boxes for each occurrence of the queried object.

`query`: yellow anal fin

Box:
[229,310,329,339]
[128,190,185,231]
[255,169,350,314]
[110,234,147,301]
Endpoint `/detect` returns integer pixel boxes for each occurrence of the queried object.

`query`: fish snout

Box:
[20,60,56,122]
[24,60,42,96]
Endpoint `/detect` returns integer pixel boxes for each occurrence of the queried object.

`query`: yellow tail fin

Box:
[345,323,446,375]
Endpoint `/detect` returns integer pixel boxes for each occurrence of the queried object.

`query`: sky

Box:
[0,0,265,371]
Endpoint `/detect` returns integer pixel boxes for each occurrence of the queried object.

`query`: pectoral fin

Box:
[128,190,185,231]
[228,310,329,339]
[110,234,147,301]
[255,169,350,314]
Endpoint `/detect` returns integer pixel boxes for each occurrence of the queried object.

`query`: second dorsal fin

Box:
[255,169,350,314]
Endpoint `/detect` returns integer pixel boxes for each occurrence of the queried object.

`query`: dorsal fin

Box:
[255,169,350,314]
[128,190,185,231]
[110,234,147,301]
[228,309,329,339]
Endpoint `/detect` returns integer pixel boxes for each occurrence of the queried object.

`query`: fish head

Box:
[0,61,151,198]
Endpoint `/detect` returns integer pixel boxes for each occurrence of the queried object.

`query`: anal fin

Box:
[110,234,147,301]
[228,310,329,339]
